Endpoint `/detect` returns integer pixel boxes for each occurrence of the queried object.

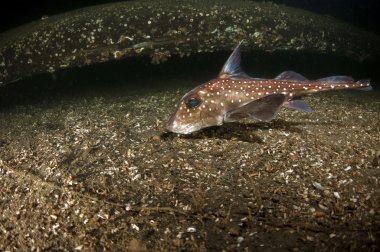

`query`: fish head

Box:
[167,41,244,134]
[166,81,224,134]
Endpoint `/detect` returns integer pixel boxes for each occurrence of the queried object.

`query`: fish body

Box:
[167,41,372,134]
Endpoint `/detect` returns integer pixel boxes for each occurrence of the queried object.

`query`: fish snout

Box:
[166,112,203,134]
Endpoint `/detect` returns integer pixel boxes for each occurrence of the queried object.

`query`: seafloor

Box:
[0,56,379,251]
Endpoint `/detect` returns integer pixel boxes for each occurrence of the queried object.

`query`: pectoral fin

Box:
[224,94,286,122]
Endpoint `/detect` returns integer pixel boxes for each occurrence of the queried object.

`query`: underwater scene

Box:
[0,0,379,251]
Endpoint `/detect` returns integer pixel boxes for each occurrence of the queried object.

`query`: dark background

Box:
[0,0,379,34]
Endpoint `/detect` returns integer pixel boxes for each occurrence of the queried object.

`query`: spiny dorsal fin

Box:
[218,41,252,79]
[275,71,309,81]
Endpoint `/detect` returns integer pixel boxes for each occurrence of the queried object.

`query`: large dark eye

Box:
[186,97,201,108]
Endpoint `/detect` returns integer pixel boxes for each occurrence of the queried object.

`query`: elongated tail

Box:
[308,76,373,92]
[355,79,372,91]
[284,77,372,112]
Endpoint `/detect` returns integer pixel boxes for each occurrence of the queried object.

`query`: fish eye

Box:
[186,97,201,108]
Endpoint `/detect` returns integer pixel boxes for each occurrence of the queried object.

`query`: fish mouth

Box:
[166,114,202,134]
[166,121,202,134]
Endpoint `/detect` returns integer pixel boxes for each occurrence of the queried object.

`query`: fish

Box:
[166,41,372,134]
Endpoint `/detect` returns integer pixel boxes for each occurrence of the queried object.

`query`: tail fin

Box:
[357,79,372,91]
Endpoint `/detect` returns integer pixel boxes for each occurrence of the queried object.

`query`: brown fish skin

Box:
[166,42,372,134]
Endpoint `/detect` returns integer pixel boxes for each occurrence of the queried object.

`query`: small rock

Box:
[228,227,241,236]
[152,135,161,141]
[186,227,196,233]
[312,181,324,190]
[333,192,341,199]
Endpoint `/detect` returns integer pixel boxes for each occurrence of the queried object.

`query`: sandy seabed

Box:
[0,77,379,251]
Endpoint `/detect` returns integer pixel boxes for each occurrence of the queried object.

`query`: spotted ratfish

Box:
[167,41,372,134]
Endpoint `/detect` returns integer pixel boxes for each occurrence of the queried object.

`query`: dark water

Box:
[270,0,380,34]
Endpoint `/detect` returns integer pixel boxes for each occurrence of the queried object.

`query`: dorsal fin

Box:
[218,41,251,79]
[317,76,354,82]
[275,71,309,81]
